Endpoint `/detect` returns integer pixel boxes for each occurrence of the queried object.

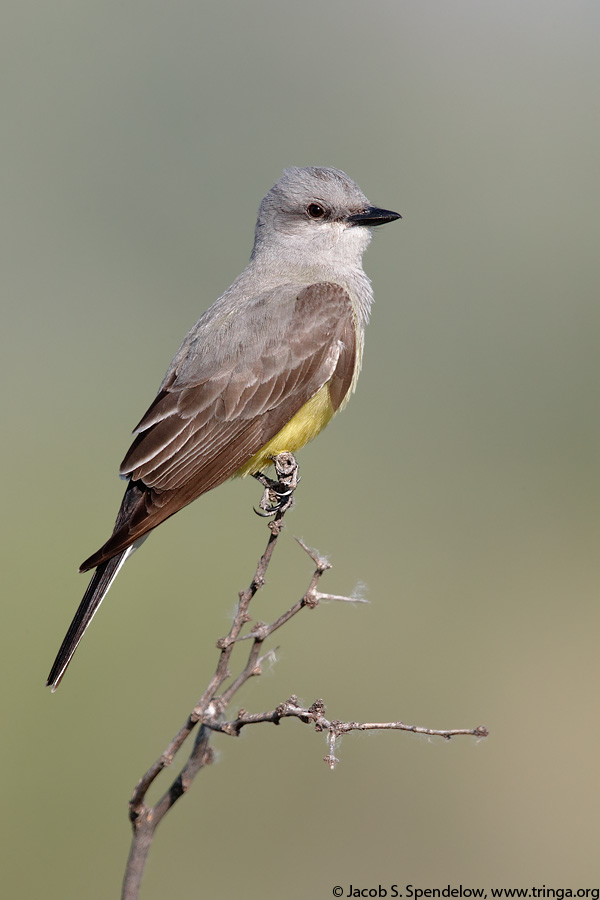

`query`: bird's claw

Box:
[252,452,300,517]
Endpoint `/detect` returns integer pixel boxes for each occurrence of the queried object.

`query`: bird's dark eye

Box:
[307,203,326,219]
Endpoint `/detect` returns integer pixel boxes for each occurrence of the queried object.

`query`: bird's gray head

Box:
[251,166,400,275]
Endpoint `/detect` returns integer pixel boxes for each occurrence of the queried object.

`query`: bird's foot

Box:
[253,452,300,517]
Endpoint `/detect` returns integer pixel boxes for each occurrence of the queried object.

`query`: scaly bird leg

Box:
[252,451,300,517]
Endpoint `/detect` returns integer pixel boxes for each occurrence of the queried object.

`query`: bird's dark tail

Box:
[46,548,132,691]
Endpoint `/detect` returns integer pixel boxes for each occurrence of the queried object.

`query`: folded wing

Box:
[80,282,356,571]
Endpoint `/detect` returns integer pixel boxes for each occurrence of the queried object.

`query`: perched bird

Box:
[47,166,400,690]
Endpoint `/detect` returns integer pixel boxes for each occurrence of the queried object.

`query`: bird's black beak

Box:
[347,206,402,227]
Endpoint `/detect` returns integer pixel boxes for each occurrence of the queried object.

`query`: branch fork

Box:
[121,453,488,900]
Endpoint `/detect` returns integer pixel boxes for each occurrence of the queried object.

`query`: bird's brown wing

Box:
[80,282,356,571]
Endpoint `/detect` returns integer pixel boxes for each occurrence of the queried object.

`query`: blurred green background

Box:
[3,1,599,897]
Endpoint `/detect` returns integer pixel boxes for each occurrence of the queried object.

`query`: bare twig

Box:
[209,695,489,768]
[121,453,488,900]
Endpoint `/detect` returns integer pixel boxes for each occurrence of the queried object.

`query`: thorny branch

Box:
[121,453,488,900]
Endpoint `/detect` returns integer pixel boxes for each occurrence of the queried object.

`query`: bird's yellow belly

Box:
[235,383,335,476]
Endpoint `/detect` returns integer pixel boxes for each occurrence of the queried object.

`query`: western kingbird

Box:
[47,166,400,690]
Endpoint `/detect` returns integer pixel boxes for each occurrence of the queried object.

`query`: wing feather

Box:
[81,282,357,570]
